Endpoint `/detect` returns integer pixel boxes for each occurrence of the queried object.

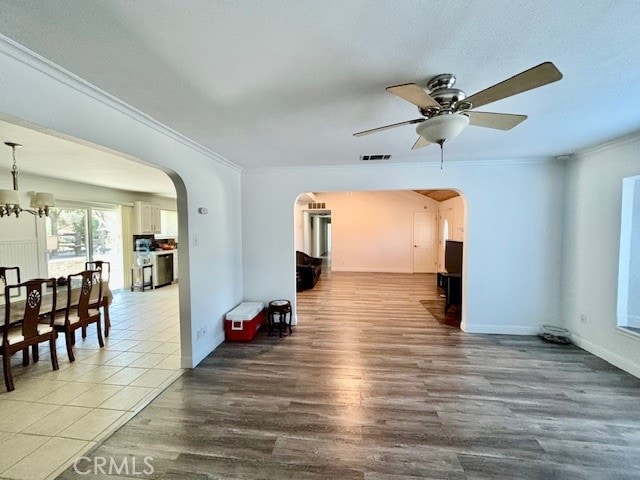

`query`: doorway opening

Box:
[303,210,332,271]
[294,189,467,328]
[0,117,186,396]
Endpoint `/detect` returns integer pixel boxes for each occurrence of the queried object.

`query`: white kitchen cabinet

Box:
[133,201,162,234]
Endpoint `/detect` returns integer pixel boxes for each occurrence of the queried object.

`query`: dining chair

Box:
[84,261,111,337]
[85,261,110,283]
[1,278,59,392]
[0,267,21,298]
[53,270,104,362]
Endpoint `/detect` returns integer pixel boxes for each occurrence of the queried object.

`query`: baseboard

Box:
[460,322,540,335]
[331,267,415,273]
[571,333,640,379]
[187,331,225,368]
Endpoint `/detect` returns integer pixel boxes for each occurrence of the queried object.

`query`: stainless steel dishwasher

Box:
[155,252,174,288]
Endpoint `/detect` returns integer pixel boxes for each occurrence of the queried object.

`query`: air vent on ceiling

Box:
[360,154,391,161]
[308,202,326,210]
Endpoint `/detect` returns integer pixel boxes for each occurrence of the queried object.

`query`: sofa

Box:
[296,251,322,290]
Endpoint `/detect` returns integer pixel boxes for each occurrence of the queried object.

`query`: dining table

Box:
[1,280,113,327]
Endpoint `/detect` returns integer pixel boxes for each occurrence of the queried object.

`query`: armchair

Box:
[296,251,322,290]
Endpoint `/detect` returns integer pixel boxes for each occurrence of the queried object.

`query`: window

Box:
[45,205,123,289]
[159,209,178,239]
[617,175,640,332]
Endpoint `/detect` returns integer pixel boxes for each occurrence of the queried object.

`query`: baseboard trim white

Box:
[330,267,416,274]
[571,333,640,379]
[460,322,540,335]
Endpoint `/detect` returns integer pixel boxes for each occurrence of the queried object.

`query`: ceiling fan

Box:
[353,62,563,153]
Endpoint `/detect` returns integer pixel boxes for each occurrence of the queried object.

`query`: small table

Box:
[131,264,153,292]
[268,299,292,338]
[437,272,461,312]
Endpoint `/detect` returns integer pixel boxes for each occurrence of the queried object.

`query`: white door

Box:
[413,211,438,273]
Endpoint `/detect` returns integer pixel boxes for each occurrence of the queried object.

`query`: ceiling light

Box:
[415,114,470,168]
[415,114,469,144]
[1,142,55,218]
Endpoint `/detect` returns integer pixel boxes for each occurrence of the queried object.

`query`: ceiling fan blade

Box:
[411,136,430,149]
[353,118,424,137]
[386,83,441,109]
[466,111,527,130]
[464,62,563,109]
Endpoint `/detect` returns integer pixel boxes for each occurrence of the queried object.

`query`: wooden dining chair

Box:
[0,266,21,286]
[53,270,104,362]
[84,261,111,337]
[0,267,21,298]
[85,261,110,283]
[1,278,59,392]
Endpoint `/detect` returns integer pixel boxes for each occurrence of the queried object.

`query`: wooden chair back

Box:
[67,270,101,320]
[4,278,56,341]
[0,267,21,298]
[2,278,58,391]
[85,261,110,283]
[56,270,104,363]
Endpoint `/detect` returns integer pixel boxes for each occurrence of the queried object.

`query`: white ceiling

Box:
[0,119,176,196]
[1,0,640,171]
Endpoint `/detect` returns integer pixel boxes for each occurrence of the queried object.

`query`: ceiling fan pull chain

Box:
[438,140,444,169]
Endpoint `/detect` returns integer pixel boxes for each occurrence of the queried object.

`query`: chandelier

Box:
[0,142,55,218]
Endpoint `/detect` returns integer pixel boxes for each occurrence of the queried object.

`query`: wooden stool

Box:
[268,299,292,338]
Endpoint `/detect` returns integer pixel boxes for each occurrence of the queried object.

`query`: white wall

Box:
[243,159,565,334]
[0,37,243,368]
[311,190,438,273]
[562,134,640,377]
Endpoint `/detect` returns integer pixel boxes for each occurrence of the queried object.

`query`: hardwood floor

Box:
[59,272,640,479]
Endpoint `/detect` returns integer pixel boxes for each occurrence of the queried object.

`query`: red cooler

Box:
[225,302,265,342]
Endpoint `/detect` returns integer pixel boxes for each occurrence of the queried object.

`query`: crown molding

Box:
[244,155,554,174]
[574,129,640,157]
[0,34,241,173]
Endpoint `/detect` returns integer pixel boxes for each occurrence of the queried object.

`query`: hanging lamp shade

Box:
[30,192,55,209]
[415,114,470,144]
[0,189,20,207]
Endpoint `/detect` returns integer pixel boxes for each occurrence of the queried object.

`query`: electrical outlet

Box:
[580,314,587,324]
[196,327,207,340]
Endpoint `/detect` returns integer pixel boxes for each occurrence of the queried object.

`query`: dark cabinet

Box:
[437,272,461,312]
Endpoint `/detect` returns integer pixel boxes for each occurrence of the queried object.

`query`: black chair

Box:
[295,251,322,290]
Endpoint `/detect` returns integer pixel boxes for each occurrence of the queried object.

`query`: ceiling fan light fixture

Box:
[415,114,470,144]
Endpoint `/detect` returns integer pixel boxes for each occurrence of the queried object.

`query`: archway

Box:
[293,189,468,328]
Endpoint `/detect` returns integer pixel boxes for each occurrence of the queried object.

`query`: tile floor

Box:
[0,284,182,480]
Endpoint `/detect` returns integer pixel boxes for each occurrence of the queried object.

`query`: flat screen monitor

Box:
[445,240,463,274]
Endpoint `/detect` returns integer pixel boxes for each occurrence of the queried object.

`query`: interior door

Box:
[413,211,437,273]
